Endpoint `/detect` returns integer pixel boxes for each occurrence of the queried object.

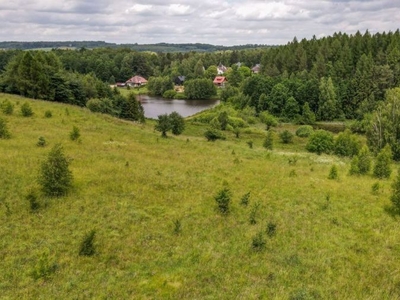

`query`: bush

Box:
[263,130,274,150]
[204,128,226,141]
[240,192,250,206]
[173,92,186,100]
[0,117,11,139]
[328,165,338,180]
[373,144,392,179]
[30,250,57,280]
[252,231,266,252]
[296,125,314,138]
[249,202,260,224]
[280,130,294,144]
[26,188,40,212]
[79,230,96,256]
[306,130,334,155]
[349,156,360,175]
[391,169,400,212]
[259,111,278,130]
[37,136,46,147]
[266,222,277,237]
[169,111,185,135]
[21,102,33,117]
[162,89,177,99]
[1,100,14,115]
[38,144,73,197]
[358,146,372,175]
[214,187,231,214]
[44,110,52,118]
[333,129,361,157]
[69,126,80,141]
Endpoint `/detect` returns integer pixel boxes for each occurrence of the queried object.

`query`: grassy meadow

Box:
[1,93,400,299]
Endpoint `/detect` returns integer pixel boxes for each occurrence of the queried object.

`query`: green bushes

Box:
[162,89,176,99]
[296,125,314,138]
[1,100,14,115]
[21,102,33,117]
[280,130,294,144]
[79,230,96,256]
[214,188,231,214]
[155,111,185,137]
[333,129,361,157]
[373,145,392,179]
[69,126,81,141]
[0,117,11,139]
[306,130,334,155]
[204,128,226,141]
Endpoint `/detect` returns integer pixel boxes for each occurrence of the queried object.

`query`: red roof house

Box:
[213,76,227,87]
[126,75,148,87]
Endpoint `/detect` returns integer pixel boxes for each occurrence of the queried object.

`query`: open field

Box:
[0,93,399,299]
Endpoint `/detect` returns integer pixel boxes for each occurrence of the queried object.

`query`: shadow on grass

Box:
[383,204,400,219]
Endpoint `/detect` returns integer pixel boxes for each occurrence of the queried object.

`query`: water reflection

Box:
[138,95,220,119]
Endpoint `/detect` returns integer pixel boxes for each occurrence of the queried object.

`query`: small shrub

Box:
[21,102,33,117]
[44,110,52,118]
[373,145,392,179]
[280,130,294,144]
[163,89,177,99]
[204,128,226,141]
[296,125,314,138]
[252,231,266,252]
[240,192,250,206]
[358,146,371,175]
[266,222,277,237]
[249,202,260,225]
[348,156,360,175]
[30,250,57,280]
[0,117,11,139]
[371,182,381,195]
[26,188,40,212]
[70,126,80,141]
[214,187,231,215]
[390,169,400,212]
[289,170,297,177]
[173,219,181,235]
[79,230,96,256]
[328,165,338,180]
[37,136,46,147]
[288,156,298,165]
[263,130,274,150]
[1,100,14,115]
[306,129,334,155]
[247,141,253,149]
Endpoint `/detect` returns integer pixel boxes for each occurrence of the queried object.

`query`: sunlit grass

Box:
[0,93,399,299]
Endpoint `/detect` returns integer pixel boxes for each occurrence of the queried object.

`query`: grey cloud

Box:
[0,0,398,45]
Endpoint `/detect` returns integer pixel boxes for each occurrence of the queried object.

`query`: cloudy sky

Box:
[0,0,399,46]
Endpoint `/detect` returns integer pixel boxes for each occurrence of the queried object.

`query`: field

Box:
[0,93,399,299]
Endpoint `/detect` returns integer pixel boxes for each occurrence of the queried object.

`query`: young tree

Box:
[390,168,400,212]
[38,144,73,197]
[358,145,372,174]
[373,144,392,179]
[318,77,339,121]
[333,129,361,157]
[169,111,185,135]
[263,130,274,150]
[155,114,171,137]
[0,117,11,139]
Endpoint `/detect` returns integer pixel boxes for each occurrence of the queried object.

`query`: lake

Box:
[137,95,220,119]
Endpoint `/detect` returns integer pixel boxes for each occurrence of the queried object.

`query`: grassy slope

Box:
[0,93,399,299]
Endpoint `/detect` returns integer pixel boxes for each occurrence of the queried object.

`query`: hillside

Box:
[1,93,400,299]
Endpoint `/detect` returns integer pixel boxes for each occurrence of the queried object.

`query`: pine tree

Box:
[38,144,73,197]
[373,145,392,179]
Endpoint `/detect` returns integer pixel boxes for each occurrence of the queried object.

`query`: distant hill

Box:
[0,41,270,52]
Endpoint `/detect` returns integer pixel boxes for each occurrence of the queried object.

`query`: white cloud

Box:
[0,0,398,45]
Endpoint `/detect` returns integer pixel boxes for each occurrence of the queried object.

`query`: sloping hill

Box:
[0,93,399,299]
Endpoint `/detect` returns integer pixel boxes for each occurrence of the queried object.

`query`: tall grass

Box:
[0,93,399,299]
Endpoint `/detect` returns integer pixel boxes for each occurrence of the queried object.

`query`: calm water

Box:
[138,95,220,119]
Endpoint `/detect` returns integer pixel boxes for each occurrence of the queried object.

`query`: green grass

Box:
[0,93,399,299]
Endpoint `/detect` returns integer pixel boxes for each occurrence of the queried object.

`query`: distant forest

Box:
[0,41,269,52]
[0,30,399,122]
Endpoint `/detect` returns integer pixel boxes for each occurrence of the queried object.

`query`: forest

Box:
[0,29,399,153]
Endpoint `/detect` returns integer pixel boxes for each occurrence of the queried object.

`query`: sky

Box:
[0,0,399,46]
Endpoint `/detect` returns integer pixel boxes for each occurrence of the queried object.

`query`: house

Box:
[217,63,228,75]
[251,64,261,74]
[126,75,148,87]
[174,76,186,86]
[213,76,227,87]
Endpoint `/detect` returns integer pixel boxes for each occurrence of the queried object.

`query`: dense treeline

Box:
[0,41,268,52]
[0,30,399,120]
